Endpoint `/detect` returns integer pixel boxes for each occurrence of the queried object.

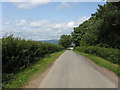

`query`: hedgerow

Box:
[75,46,119,64]
[2,35,64,83]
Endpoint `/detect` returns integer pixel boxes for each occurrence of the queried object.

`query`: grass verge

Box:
[3,50,65,88]
[74,50,119,77]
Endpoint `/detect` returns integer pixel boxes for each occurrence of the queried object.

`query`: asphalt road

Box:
[39,50,118,88]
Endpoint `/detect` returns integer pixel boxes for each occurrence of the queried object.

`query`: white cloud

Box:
[1,0,106,2]
[74,16,90,27]
[2,16,89,40]
[2,0,50,2]
[67,21,75,28]
[4,22,10,25]
[21,27,27,30]
[30,20,68,31]
[1,0,49,9]
[14,2,48,9]
[53,24,65,29]
[30,20,50,27]
[56,2,70,10]
[16,19,27,26]
[3,0,27,1]
[78,16,90,23]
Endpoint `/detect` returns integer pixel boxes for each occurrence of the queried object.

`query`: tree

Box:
[71,2,120,49]
[59,35,72,49]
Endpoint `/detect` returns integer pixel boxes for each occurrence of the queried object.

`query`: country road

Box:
[32,50,117,88]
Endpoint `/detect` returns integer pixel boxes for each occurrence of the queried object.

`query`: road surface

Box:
[39,50,118,88]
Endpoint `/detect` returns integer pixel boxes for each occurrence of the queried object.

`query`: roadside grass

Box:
[3,50,65,88]
[74,51,119,77]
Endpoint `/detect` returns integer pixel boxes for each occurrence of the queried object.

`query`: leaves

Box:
[71,2,120,49]
[2,35,64,83]
[59,35,72,49]
[75,46,119,64]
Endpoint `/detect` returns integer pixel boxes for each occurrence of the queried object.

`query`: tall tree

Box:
[71,2,120,49]
[59,35,72,49]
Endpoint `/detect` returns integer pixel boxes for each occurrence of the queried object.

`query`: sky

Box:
[1,1,105,41]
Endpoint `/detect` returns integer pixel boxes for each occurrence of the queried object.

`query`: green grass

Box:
[3,50,65,88]
[74,51,119,77]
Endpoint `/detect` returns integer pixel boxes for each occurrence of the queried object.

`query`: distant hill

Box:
[40,39,59,45]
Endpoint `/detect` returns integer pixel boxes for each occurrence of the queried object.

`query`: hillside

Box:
[40,40,59,45]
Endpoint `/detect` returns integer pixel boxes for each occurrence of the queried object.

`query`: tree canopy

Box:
[71,2,120,49]
[59,35,72,49]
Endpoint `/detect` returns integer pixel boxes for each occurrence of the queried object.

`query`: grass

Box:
[3,50,65,89]
[74,50,120,77]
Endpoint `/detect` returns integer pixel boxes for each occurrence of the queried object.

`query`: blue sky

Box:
[2,2,105,40]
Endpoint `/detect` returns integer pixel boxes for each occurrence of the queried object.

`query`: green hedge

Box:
[75,46,119,64]
[2,35,64,83]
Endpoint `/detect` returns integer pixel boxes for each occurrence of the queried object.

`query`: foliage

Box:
[2,50,64,88]
[71,2,120,49]
[2,35,64,84]
[75,46,119,64]
[59,35,72,49]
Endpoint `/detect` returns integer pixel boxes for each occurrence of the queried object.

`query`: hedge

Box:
[75,46,119,64]
[2,35,64,83]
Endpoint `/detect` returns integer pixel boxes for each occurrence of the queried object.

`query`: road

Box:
[39,50,118,88]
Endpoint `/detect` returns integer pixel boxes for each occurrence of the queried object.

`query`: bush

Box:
[75,46,119,64]
[2,35,64,83]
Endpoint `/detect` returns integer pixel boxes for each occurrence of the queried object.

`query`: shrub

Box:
[2,35,64,83]
[75,46,119,64]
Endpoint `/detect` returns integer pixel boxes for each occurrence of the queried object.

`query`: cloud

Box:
[2,16,90,40]
[1,0,49,9]
[2,0,50,2]
[67,21,75,28]
[30,20,50,27]
[2,0,106,2]
[3,0,33,1]
[56,2,70,10]
[73,16,90,27]
[13,2,48,9]
[78,16,90,23]
[16,19,27,26]
[2,0,104,10]
[4,21,10,25]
